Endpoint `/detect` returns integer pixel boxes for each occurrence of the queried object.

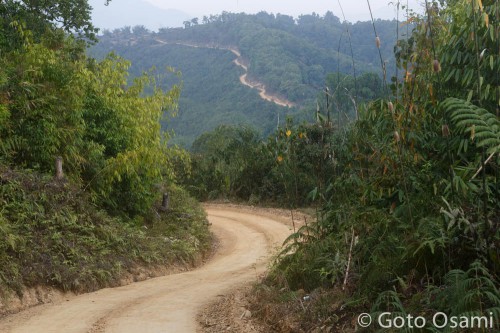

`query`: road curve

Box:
[0,207,291,333]
[154,39,295,108]
[227,48,295,108]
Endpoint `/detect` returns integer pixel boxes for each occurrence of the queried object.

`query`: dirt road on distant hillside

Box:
[228,48,295,108]
[0,206,292,333]
[154,39,295,108]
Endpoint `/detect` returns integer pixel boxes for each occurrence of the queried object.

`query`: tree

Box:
[439,0,499,111]
[132,25,149,35]
[1,33,89,171]
[325,72,383,124]
[0,26,180,218]
[81,54,180,216]
[187,125,264,200]
[0,0,107,46]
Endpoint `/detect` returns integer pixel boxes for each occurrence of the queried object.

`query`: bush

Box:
[0,165,211,297]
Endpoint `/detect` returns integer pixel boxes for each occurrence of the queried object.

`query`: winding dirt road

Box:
[228,48,295,108]
[154,39,295,108]
[0,207,292,333]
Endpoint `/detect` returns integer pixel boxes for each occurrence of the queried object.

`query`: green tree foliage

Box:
[155,11,398,104]
[440,0,500,110]
[269,120,338,208]
[0,6,181,217]
[82,54,181,216]
[206,1,498,329]
[325,72,384,124]
[2,33,88,172]
[90,35,285,147]
[182,70,385,206]
[0,0,103,48]
[184,125,270,201]
[90,12,401,146]
[0,0,211,300]
[183,119,345,208]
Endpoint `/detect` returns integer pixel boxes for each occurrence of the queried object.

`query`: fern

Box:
[370,290,414,333]
[428,261,500,332]
[442,97,500,155]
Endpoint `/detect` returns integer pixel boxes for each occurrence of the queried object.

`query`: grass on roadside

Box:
[0,165,212,302]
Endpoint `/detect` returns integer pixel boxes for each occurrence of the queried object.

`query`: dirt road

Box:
[228,48,295,108]
[0,207,292,333]
[154,39,295,108]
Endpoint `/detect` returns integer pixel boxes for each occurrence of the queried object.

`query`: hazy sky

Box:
[89,0,425,31]
[144,0,424,22]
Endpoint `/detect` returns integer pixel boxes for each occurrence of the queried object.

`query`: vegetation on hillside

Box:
[185,1,499,331]
[90,39,285,147]
[89,12,402,146]
[181,71,385,206]
[0,169,210,295]
[158,11,399,103]
[0,0,211,303]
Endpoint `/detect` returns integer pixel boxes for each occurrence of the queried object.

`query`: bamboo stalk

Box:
[471,0,490,230]
[337,0,358,106]
[471,152,497,180]
[366,0,388,91]
[343,227,355,291]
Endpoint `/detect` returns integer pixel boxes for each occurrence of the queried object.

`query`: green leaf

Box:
[467,90,473,102]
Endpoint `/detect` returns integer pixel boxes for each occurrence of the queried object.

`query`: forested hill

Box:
[90,11,402,147]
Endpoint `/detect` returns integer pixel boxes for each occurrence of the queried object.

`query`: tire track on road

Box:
[0,208,292,333]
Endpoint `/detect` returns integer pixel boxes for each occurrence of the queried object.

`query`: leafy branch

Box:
[442,97,500,155]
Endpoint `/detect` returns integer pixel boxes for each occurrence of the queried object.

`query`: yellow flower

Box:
[277,155,283,162]
[286,130,291,137]
[298,132,304,139]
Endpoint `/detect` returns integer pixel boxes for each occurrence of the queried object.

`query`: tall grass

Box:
[252,1,499,331]
[0,165,211,299]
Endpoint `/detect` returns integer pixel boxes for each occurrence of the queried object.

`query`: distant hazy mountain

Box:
[89,0,191,31]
